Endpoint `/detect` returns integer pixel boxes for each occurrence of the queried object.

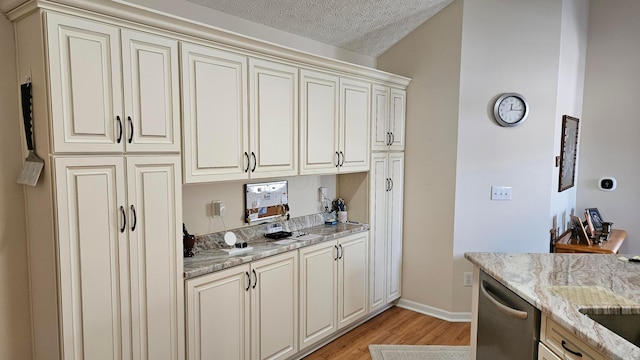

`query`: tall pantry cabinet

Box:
[14,9,184,360]
[369,85,406,312]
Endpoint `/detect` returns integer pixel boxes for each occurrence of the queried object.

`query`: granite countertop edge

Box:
[465,252,640,360]
[184,223,369,280]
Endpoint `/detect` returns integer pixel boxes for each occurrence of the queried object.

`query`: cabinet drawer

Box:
[538,342,561,360]
[541,315,604,360]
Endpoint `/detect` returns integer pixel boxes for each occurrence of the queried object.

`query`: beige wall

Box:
[377,0,462,313]
[0,14,33,360]
[578,0,640,253]
[183,175,337,235]
[379,0,589,316]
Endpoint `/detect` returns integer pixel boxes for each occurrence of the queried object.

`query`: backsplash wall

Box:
[182,175,336,235]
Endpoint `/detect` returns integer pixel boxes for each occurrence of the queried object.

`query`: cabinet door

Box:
[337,232,368,329]
[126,156,183,360]
[251,252,298,360]
[371,85,390,151]
[299,241,338,350]
[185,265,250,360]
[369,153,388,312]
[47,13,123,153]
[299,69,339,175]
[54,157,129,360]
[122,30,180,152]
[249,58,298,178]
[339,78,370,172]
[181,43,249,183]
[389,88,406,151]
[387,154,404,301]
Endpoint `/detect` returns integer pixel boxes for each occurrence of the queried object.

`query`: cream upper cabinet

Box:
[339,78,370,172]
[55,156,184,360]
[300,71,371,175]
[371,85,406,152]
[46,13,180,153]
[249,58,298,178]
[299,232,368,350]
[181,42,249,183]
[369,152,404,311]
[299,69,340,175]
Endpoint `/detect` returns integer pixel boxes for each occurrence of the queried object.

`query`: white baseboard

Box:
[396,298,471,322]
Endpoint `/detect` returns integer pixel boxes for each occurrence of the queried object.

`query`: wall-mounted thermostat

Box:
[598,177,617,191]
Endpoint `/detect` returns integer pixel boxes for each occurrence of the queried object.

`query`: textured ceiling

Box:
[187,0,453,57]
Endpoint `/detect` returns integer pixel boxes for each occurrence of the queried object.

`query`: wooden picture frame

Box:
[558,115,579,192]
[570,215,591,245]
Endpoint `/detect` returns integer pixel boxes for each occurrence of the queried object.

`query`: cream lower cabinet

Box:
[369,153,404,311]
[186,251,298,360]
[54,155,183,360]
[299,232,369,350]
[540,314,604,360]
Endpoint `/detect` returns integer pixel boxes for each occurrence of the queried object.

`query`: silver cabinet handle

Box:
[338,244,343,259]
[334,245,339,261]
[389,178,394,191]
[335,152,340,168]
[480,280,528,320]
[390,132,395,145]
[339,151,344,167]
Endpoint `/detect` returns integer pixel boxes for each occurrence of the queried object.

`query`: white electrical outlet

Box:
[464,272,473,287]
[212,201,225,216]
[491,186,512,200]
[319,187,328,201]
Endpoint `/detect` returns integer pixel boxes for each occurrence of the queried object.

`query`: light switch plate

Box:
[491,186,512,200]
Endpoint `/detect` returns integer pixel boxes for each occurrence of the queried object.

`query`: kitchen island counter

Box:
[465,252,640,360]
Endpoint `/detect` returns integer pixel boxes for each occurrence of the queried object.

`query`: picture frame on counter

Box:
[570,215,591,245]
[585,208,604,231]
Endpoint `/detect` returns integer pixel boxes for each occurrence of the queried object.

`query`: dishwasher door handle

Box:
[480,281,528,320]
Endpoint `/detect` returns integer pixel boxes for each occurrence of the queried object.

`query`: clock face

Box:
[493,93,529,127]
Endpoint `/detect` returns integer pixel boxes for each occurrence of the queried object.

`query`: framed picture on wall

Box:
[558,115,580,192]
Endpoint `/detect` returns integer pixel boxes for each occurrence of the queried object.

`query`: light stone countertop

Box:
[465,252,640,360]
[184,222,369,279]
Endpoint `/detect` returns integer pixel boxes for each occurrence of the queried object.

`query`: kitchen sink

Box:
[579,309,640,347]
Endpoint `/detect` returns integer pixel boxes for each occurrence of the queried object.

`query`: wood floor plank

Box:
[302,306,471,359]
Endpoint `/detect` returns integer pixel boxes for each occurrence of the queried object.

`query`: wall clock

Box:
[493,93,529,127]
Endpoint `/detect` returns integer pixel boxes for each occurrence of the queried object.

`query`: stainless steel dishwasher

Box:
[477,270,541,360]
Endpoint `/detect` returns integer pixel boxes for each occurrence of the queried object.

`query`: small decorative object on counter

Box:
[183,223,195,257]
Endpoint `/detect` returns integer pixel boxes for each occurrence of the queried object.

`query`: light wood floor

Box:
[303,306,471,360]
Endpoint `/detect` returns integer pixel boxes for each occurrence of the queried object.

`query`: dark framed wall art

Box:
[558,115,580,192]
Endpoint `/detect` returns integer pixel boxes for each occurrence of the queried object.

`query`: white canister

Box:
[337,211,348,223]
